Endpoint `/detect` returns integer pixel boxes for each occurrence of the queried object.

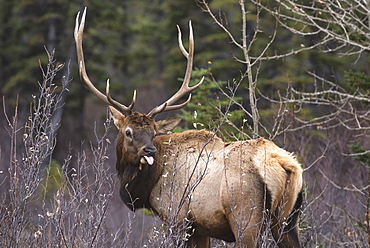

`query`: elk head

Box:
[74,8,203,169]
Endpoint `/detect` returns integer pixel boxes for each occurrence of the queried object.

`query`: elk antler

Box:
[147,21,204,118]
[74,8,136,116]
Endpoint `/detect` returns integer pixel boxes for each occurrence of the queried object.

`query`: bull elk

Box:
[74,8,303,248]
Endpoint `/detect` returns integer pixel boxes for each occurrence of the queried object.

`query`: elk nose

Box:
[143,147,157,157]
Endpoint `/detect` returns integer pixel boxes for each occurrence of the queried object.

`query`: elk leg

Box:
[271,221,300,248]
[186,235,210,248]
[226,210,264,248]
[271,192,302,248]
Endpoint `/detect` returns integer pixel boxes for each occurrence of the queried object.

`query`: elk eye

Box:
[125,129,132,138]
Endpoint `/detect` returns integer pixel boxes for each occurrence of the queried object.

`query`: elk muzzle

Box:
[140,146,157,166]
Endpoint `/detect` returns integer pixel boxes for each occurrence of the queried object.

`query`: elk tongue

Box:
[144,156,154,165]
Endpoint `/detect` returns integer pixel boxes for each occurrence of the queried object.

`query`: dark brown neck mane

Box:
[116,134,166,211]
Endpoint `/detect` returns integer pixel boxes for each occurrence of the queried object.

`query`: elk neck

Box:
[115,132,167,211]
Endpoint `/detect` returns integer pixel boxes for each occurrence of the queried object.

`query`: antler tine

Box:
[148,21,204,118]
[74,8,135,116]
[106,80,136,112]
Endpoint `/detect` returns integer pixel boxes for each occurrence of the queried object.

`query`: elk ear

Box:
[109,106,124,128]
[155,117,182,133]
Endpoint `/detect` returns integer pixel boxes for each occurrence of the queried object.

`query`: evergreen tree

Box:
[177,68,244,140]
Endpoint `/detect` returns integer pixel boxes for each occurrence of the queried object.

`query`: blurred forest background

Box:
[0,0,369,247]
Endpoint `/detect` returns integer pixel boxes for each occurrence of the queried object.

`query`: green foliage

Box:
[345,70,370,95]
[40,160,65,200]
[141,208,156,216]
[0,0,78,98]
[348,144,370,168]
[177,68,244,140]
[0,0,361,120]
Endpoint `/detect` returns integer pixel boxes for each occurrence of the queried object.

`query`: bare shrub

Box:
[0,50,130,248]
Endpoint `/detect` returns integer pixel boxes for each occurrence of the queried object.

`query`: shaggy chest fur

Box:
[117,129,220,211]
